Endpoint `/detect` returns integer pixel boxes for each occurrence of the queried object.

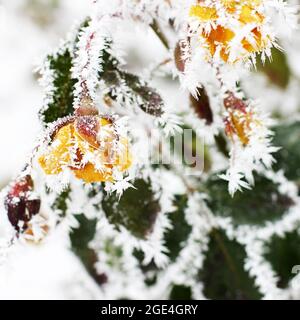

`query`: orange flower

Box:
[205,26,235,63]
[224,109,252,146]
[39,116,132,183]
[189,1,273,63]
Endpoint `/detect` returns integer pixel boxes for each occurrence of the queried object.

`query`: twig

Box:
[150,19,170,50]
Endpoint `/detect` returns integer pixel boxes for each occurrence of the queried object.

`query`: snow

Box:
[0,0,93,300]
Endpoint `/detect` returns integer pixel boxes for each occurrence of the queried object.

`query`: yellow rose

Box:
[39,116,132,183]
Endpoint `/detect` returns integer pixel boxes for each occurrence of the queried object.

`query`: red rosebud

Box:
[4,175,41,232]
[74,96,99,117]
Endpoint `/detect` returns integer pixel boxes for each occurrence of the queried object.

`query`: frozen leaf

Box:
[199,229,262,300]
[102,179,161,239]
[39,49,77,124]
[273,121,300,184]
[38,19,90,124]
[50,187,71,218]
[169,285,192,300]
[204,173,293,226]
[164,195,191,262]
[99,41,164,117]
[257,48,291,89]
[264,231,300,289]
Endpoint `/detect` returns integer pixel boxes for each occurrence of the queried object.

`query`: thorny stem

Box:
[150,19,170,50]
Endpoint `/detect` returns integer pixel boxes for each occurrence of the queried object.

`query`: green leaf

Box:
[39,19,90,125]
[257,47,291,89]
[70,214,107,285]
[99,42,164,117]
[273,121,300,185]
[169,285,192,300]
[164,195,192,262]
[199,229,262,300]
[40,49,77,124]
[102,179,161,239]
[264,230,300,289]
[204,173,293,225]
[70,214,96,251]
[132,195,191,286]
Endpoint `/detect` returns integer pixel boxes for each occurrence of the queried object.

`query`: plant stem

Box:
[150,19,170,50]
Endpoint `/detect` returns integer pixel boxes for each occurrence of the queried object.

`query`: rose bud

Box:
[4,175,41,232]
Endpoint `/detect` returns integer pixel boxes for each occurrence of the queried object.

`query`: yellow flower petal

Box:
[116,138,132,171]
[73,163,113,183]
[204,26,235,61]
[39,124,74,175]
[189,5,218,21]
[239,5,264,25]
